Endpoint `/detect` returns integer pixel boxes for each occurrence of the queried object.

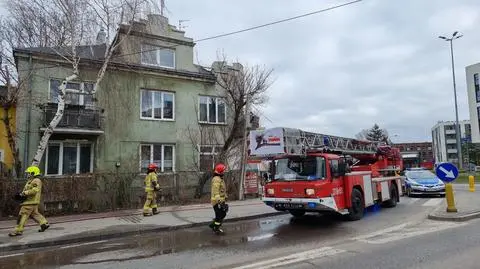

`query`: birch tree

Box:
[17,0,146,167]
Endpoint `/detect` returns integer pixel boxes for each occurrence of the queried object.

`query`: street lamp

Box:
[438,31,463,169]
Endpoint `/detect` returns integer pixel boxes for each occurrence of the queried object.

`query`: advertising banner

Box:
[249,128,285,156]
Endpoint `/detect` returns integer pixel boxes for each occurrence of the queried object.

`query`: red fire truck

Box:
[248,127,404,220]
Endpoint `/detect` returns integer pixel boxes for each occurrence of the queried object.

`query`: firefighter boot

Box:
[38,223,50,232]
[8,231,22,237]
[152,207,159,215]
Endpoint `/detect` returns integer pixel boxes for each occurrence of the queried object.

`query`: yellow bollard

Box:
[469,175,475,192]
[445,183,457,213]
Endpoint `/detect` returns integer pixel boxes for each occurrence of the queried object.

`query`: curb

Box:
[0,211,287,253]
[0,202,263,231]
[427,211,480,222]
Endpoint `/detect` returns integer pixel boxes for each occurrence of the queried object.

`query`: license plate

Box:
[275,203,304,209]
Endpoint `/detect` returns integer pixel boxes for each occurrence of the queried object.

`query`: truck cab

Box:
[262,153,352,218]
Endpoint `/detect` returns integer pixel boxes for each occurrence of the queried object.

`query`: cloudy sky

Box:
[161,0,480,143]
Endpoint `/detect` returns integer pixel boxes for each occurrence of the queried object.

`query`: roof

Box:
[15,44,107,61]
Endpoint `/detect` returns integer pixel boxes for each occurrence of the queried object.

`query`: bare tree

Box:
[188,56,274,198]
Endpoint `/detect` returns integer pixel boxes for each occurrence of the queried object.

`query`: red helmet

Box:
[148,163,158,170]
[214,163,226,175]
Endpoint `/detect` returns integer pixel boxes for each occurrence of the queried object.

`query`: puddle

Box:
[1,214,347,268]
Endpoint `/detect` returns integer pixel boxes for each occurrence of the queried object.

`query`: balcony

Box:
[445,129,456,135]
[42,104,104,135]
[446,139,457,144]
[447,148,458,154]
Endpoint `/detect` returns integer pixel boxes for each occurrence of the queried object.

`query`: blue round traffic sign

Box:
[435,162,459,183]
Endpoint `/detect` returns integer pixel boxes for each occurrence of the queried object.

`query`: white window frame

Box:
[140,44,176,69]
[0,149,5,163]
[48,79,95,107]
[45,141,94,176]
[198,96,227,124]
[140,89,175,121]
[198,145,222,171]
[139,144,176,173]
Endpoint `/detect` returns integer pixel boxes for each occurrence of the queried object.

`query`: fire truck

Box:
[248,127,404,221]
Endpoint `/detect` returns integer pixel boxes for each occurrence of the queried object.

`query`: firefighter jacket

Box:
[21,177,43,206]
[211,175,226,205]
[145,172,160,192]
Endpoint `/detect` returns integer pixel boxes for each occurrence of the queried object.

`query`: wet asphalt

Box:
[0,196,449,269]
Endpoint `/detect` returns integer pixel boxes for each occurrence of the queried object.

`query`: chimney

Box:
[96,27,106,44]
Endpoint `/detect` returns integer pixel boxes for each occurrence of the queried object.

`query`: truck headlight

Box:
[305,188,315,195]
[267,188,275,195]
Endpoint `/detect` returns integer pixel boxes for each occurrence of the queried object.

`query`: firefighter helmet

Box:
[214,163,226,175]
[148,163,158,170]
[25,166,41,177]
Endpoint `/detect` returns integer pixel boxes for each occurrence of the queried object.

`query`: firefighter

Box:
[209,163,228,234]
[9,166,49,237]
[143,163,160,216]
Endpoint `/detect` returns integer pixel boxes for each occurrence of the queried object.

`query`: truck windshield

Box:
[274,156,326,181]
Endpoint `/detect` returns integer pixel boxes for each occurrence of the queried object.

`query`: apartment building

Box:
[431,120,471,165]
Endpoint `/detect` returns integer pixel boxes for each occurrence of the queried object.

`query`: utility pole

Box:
[238,94,250,200]
[439,32,463,169]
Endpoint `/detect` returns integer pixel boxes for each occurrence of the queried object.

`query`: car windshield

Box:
[274,156,326,181]
[406,170,436,179]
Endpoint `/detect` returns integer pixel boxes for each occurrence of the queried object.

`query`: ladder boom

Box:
[248,127,382,158]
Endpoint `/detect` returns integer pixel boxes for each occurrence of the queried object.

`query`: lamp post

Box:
[439,31,463,169]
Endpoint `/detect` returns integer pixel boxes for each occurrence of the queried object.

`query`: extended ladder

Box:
[248,127,382,158]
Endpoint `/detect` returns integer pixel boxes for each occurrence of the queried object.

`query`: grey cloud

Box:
[166,0,480,142]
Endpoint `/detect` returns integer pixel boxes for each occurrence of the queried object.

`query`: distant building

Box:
[466,63,480,143]
[431,120,471,166]
[393,142,433,168]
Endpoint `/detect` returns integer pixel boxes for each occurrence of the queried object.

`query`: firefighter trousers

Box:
[15,205,48,233]
[211,203,228,229]
[143,191,158,215]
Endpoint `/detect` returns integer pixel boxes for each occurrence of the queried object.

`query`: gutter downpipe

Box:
[23,54,33,172]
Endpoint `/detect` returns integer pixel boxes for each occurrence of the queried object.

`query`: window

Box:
[329,159,339,178]
[141,44,175,68]
[475,73,480,103]
[140,144,175,173]
[199,145,222,172]
[140,90,174,120]
[50,79,94,107]
[199,96,226,124]
[45,141,93,175]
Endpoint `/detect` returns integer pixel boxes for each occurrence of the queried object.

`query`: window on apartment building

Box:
[199,145,222,172]
[475,73,480,103]
[140,89,174,120]
[45,141,93,175]
[140,144,174,173]
[50,79,94,107]
[141,44,175,68]
[199,96,226,124]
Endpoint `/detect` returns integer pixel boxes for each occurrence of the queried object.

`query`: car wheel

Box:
[382,184,398,208]
[406,187,412,197]
[346,188,364,221]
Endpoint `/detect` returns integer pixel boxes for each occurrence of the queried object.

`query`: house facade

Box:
[14,14,235,180]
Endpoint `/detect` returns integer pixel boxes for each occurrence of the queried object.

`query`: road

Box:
[1,196,477,269]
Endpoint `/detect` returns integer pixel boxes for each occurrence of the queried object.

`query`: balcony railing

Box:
[43,104,103,130]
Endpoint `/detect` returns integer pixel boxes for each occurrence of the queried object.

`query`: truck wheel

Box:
[382,184,398,208]
[289,210,306,217]
[346,188,364,221]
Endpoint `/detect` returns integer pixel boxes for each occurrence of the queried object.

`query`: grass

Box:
[454,172,477,184]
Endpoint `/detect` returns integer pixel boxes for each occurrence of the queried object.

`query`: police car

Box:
[403,168,445,197]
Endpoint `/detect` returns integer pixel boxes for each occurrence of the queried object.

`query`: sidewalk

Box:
[0,198,285,252]
[428,184,480,222]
